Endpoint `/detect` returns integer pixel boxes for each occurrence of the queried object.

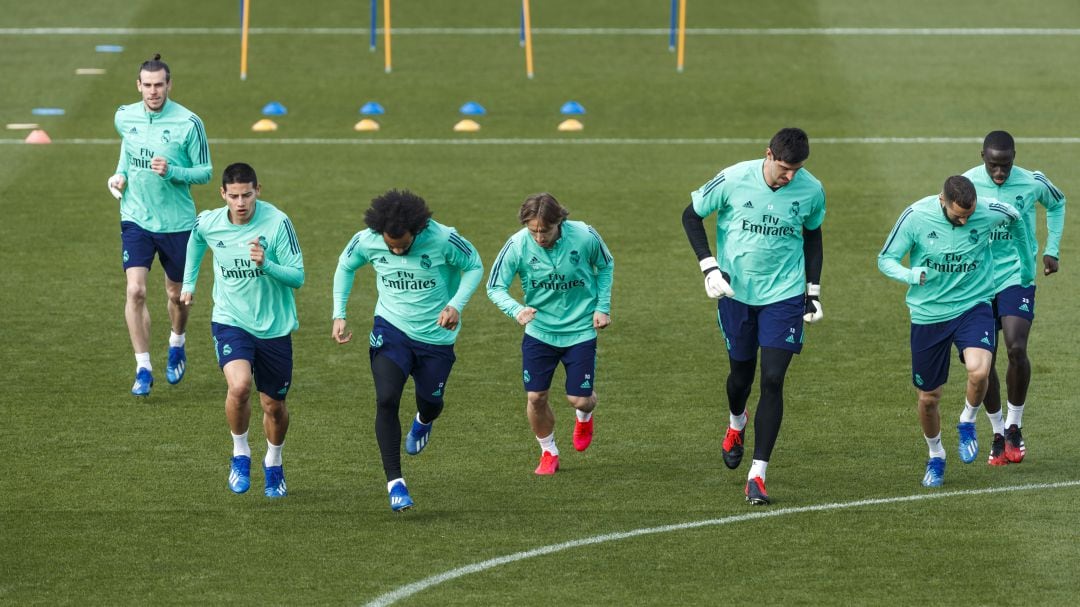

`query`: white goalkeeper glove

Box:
[699,257,734,299]
[107,175,124,201]
[803,282,823,323]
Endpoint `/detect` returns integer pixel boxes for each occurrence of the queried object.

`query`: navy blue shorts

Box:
[992,284,1035,328]
[521,335,597,397]
[212,322,294,400]
[910,303,994,391]
[718,294,805,362]
[369,316,456,401]
[120,221,190,283]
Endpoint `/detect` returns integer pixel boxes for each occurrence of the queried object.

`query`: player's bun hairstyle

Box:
[943,175,977,209]
[518,192,569,226]
[983,130,1015,153]
[222,162,259,187]
[139,53,171,81]
[769,127,810,164]
[365,189,432,237]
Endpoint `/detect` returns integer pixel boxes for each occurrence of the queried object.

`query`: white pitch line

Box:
[2,27,1080,36]
[363,479,1080,607]
[4,137,1080,146]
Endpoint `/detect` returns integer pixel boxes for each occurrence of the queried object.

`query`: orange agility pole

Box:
[383,0,392,73]
[240,0,251,80]
[523,0,534,79]
[676,0,686,72]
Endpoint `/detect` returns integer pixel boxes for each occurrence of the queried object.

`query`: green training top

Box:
[113,98,212,233]
[486,220,615,348]
[963,164,1066,292]
[878,196,1034,324]
[333,220,483,346]
[691,158,826,306]
[182,200,304,339]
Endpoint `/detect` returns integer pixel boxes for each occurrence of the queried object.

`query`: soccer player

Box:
[681,127,826,506]
[962,131,1066,465]
[180,163,304,499]
[108,54,211,396]
[332,190,483,512]
[486,193,614,475]
[878,176,1034,488]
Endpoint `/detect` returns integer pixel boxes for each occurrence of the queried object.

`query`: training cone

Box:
[453,119,481,132]
[354,119,380,132]
[24,129,52,144]
[251,119,278,132]
[359,101,385,115]
[459,101,487,116]
[557,119,584,132]
[560,100,586,115]
[261,101,288,116]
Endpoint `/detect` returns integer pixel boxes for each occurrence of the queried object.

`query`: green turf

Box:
[3,1,1080,605]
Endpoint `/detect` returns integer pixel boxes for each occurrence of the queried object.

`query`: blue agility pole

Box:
[519,3,525,47]
[668,0,677,51]
[370,0,377,51]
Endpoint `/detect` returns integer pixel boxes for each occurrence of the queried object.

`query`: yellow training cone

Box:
[354,119,380,132]
[453,119,481,132]
[557,118,584,132]
[24,129,52,144]
[251,118,278,132]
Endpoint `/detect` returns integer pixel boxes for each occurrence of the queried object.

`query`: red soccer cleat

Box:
[745,476,770,505]
[988,433,1008,466]
[1004,425,1026,463]
[573,417,594,452]
[534,451,560,475]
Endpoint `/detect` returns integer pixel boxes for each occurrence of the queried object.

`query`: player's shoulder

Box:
[114,101,142,123]
[984,197,1020,219]
[195,205,228,228]
[724,158,762,182]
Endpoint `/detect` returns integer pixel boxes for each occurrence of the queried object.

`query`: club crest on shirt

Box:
[570,250,580,265]
[257,236,268,250]
[968,229,979,245]
[790,201,800,217]
[420,254,432,269]
[161,129,171,144]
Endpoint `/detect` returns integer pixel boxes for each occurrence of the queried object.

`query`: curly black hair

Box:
[364,189,433,237]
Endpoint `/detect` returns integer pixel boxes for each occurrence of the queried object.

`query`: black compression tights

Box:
[725,347,794,462]
[371,354,446,482]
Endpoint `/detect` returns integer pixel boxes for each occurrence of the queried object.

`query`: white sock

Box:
[748,459,768,481]
[985,409,1005,435]
[135,352,151,372]
[414,412,431,427]
[169,331,185,348]
[265,440,283,467]
[730,409,748,431]
[387,478,405,492]
[576,409,592,422]
[959,401,979,423]
[231,431,251,458]
[925,433,946,460]
[537,432,559,456]
[1005,402,1025,428]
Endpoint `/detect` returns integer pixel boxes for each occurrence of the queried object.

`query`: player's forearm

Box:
[1044,202,1066,258]
[486,282,525,320]
[1009,222,1036,285]
[165,163,212,185]
[595,263,614,314]
[877,254,920,285]
[681,204,713,260]
[263,260,305,289]
[803,227,823,284]
[181,238,208,292]
[331,264,357,319]
[448,265,483,312]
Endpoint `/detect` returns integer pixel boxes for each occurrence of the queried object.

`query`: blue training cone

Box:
[261,101,288,116]
[459,101,487,116]
[360,101,385,116]
[560,100,586,115]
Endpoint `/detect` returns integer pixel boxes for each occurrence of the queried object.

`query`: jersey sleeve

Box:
[995,201,1035,286]
[332,232,370,320]
[1033,171,1066,259]
[805,183,827,230]
[165,115,212,185]
[690,169,731,219]
[181,213,209,293]
[877,207,923,285]
[444,230,483,312]
[113,108,128,177]
[262,215,305,289]
[486,236,525,320]
[587,225,615,314]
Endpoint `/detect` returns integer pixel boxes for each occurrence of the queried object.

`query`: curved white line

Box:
[363,480,1080,606]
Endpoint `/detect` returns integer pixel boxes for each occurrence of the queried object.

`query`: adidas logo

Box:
[376,256,388,264]
[1019,304,1030,312]
[128,126,138,135]
[391,496,407,506]
[431,388,442,397]
[785,335,796,343]
[579,380,591,390]
[215,240,226,248]
[743,201,754,208]
[981,336,992,346]
[928,231,938,239]
[528,256,541,265]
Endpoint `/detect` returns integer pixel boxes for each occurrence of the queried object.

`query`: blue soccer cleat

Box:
[388,480,414,512]
[131,368,153,396]
[957,422,979,463]
[166,346,187,385]
[405,417,433,455]
[228,455,251,494]
[264,464,287,498]
[922,457,946,487]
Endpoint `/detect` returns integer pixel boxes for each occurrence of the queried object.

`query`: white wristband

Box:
[806,283,820,297]
[699,256,720,274]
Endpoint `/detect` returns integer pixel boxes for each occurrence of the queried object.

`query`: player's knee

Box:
[416,395,444,422]
[126,282,147,305]
[226,380,252,402]
[1006,343,1029,366]
[917,393,940,412]
[260,396,286,418]
[759,368,787,394]
[527,391,549,410]
[569,393,596,412]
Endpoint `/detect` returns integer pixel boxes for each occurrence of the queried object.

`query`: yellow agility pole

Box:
[676,0,686,73]
[240,0,251,80]
[523,0,534,79]
[383,0,392,73]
